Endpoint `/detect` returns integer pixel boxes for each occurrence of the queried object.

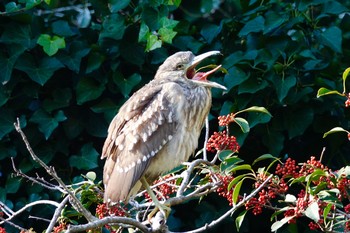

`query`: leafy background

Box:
[0,0,350,232]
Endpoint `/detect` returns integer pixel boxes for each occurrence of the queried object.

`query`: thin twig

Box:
[203,117,209,161]
[11,157,65,192]
[0,216,27,231]
[0,200,60,225]
[13,118,97,222]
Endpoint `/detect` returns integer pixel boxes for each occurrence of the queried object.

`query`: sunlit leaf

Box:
[37,34,66,56]
[323,127,349,138]
[343,67,350,94]
[305,202,320,222]
[317,87,343,98]
[271,216,294,231]
[232,178,244,204]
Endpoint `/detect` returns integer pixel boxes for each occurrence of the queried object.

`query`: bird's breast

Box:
[145,86,212,178]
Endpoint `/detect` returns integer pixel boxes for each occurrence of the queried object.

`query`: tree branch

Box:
[66,216,152,233]
[13,118,97,222]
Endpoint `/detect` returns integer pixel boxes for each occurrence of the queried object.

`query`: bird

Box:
[101,51,226,215]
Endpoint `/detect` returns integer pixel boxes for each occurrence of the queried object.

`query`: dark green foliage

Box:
[0,0,350,232]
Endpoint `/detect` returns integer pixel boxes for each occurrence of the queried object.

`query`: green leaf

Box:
[138,22,150,42]
[0,45,26,84]
[159,17,179,29]
[316,87,343,97]
[0,109,14,140]
[285,108,313,139]
[252,154,277,165]
[275,75,297,103]
[228,174,250,191]
[109,0,130,13]
[200,23,221,43]
[159,27,177,44]
[230,164,253,173]
[69,143,99,170]
[76,77,105,105]
[232,178,244,204]
[342,67,350,94]
[113,73,141,98]
[319,26,342,53]
[235,210,247,231]
[323,203,333,223]
[236,106,271,116]
[146,34,162,52]
[305,202,320,222]
[323,127,349,138]
[86,51,105,74]
[52,20,76,37]
[233,117,250,133]
[37,34,66,56]
[5,2,19,12]
[0,23,31,48]
[99,14,125,41]
[30,109,67,139]
[57,41,91,73]
[6,176,21,194]
[220,156,244,173]
[238,16,265,36]
[218,150,234,161]
[15,54,64,85]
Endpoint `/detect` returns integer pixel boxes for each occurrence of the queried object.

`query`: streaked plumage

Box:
[101,51,225,204]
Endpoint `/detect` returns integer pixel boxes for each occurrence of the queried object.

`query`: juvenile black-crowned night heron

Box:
[101,51,226,217]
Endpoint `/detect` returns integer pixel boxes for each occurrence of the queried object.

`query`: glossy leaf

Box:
[233,117,250,133]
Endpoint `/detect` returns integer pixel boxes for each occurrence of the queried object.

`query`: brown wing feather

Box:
[102,81,178,203]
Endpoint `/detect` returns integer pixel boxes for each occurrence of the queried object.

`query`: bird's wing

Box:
[102,81,180,203]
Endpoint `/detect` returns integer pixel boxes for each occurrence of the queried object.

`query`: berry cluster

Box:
[95,203,127,219]
[299,156,326,175]
[275,158,300,178]
[0,227,6,233]
[213,173,234,205]
[218,113,235,126]
[144,174,177,201]
[53,222,66,233]
[345,93,350,107]
[206,131,239,153]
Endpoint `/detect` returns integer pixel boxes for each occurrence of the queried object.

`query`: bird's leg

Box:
[140,176,171,221]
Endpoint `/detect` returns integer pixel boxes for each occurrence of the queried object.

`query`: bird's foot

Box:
[148,202,171,222]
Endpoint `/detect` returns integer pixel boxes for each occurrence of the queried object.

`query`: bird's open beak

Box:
[186,51,226,90]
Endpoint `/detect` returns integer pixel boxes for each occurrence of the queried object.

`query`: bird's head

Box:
[155,51,226,90]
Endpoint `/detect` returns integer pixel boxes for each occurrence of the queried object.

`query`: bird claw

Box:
[147,202,171,222]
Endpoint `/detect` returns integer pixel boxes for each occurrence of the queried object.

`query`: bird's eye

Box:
[176,64,184,70]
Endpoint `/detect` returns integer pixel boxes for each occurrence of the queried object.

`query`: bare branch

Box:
[46,196,70,233]
[66,216,152,233]
[13,118,97,222]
